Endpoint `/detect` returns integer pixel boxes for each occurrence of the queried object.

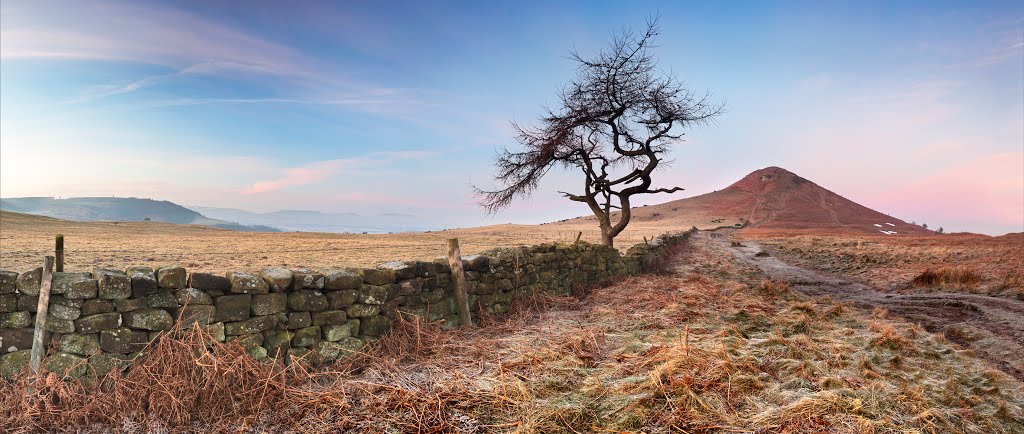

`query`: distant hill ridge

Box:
[567,166,933,235]
[0,197,278,232]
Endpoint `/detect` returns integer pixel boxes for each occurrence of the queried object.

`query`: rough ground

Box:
[716,231,1024,382]
[4,231,1023,433]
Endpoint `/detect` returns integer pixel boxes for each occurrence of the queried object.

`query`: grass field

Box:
[0,211,693,273]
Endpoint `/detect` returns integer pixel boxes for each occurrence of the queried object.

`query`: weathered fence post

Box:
[447,238,473,327]
[30,256,55,373]
[55,234,64,272]
[575,231,583,243]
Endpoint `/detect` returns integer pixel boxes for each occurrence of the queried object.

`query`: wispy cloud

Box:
[946,38,1024,70]
[0,2,311,78]
[242,151,437,194]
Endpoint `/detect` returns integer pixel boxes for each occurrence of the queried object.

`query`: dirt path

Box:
[710,232,1024,381]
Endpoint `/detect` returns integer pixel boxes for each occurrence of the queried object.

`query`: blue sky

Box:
[1,0,1021,234]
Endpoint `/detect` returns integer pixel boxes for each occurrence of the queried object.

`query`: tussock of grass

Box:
[912,267,982,289]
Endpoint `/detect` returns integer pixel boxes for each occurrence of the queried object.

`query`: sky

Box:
[1,1,1022,235]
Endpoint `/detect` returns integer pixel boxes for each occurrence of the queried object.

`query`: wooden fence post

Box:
[30,256,55,373]
[55,235,64,272]
[575,231,583,243]
[447,238,473,327]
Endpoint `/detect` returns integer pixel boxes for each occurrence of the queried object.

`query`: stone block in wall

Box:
[156,267,187,290]
[260,268,293,292]
[82,299,114,315]
[355,268,395,286]
[286,347,313,365]
[328,337,364,359]
[175,305,215,327]
[397,278,423,296]
[227,272,269,294]
[345,303,379,318]
[127,267,158,298]
[113,297,148,313]
[411,261,440,278]
[228,333,264,352]
[225,315,277,336]
[377,262,415,280]
[430,258,453,274]
[311,309,347,326]
[49,303,82,321]
[293,269,325,289]
[124,308,173,331]
[286,312,311,330]
[44,352,87,378]
[420,288,447,304]
[45,317,75,334]
[16,268,42,296]
[213,294,252,322]
[0,328,33,353]
[205,322,226,342]
[382,296,405,319]
[472,281,492,295]
[324,269,362,290]
[326,290,359,309]
[0,349,30,379]
[263,330,293,357]
[358,285,388,305]
[176,288,213,306]
[287,290,328,311]
[427,300,452,321]
[422,277,440,292]
[273,312,288,329]
[88,353,127,376]
[360,315,391,337]
[291,326,321,348]
[252,293,287,316]
[0,294,17,313]
[1,311,31,329]
[495,279,514,292]
[462,253,489,270]
[322,322,355,341]
[189,272,231,291]
[75,312,122,333]
[0,271,18,294]
[52,297,83,309]
[147,292,179,309]
[59,333,100,356]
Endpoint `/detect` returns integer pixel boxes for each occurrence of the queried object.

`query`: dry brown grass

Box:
[912,267,983,289]
[744,230,1024,299]
[0,210,687,273]
[3,233,1022,433]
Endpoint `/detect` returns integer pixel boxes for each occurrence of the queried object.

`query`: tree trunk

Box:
[600,227,614,247]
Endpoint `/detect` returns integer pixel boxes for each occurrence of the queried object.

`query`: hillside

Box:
[0,197,278,232]
[567,167,932,235]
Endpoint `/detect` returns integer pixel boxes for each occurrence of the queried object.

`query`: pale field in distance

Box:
[0,211,700,274]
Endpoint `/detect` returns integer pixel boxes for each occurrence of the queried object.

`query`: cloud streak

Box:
[242,151,437,194]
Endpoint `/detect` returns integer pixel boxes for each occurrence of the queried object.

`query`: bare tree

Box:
[475,18,723,246]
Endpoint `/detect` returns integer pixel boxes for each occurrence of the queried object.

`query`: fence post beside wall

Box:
[54,235,64,272]
[30,255,55,374]
[446,238,473,327]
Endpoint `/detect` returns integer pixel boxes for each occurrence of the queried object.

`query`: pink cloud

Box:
[242,151,438,195]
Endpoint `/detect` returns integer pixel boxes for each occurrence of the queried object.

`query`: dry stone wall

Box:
[0,229,694,378]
